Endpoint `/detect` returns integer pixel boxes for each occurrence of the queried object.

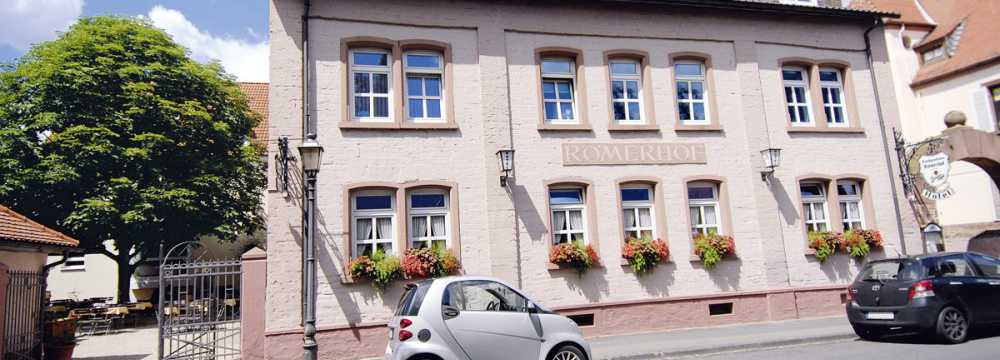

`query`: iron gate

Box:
[3,271,46,360]
[158,259,241,360]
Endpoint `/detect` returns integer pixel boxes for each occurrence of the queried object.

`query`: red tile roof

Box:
[0,205,79,248]
[850,0,932,26]
[238,82,269,148]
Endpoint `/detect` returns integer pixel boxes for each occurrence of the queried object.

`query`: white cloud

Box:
[0,0,84,51]
[146,6,268,82]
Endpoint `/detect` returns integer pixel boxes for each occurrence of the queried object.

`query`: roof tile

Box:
[0,205,79,248]
[238,82,269,148]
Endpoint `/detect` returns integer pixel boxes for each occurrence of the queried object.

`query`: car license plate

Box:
[866,312,894,320]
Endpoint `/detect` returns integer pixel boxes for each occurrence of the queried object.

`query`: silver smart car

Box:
[385,276,592,360]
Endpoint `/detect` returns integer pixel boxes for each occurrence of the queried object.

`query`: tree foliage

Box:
[0,16,265,300]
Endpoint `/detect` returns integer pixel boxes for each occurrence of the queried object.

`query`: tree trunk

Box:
[116,250,133,304]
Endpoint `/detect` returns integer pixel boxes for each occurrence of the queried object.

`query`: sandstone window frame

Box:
[682,177,735,260]
[339,37,457,130]
[605,50,658,131]
[799,181,832,233]
[779,58,864,134]
[544,178,600,247]
[782,65,814,126]
[800,174,877,256]
[615,177,669,248]
[403,50,445,123]
[407,188,449,249]
[669,52,722,132]
[349,48,394,123]
[837,179,865,231]
[349,188,398,258]
[536,47,591,131]
[819,67,849,127]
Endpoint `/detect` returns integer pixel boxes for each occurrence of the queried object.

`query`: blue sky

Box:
[0,0,269,81]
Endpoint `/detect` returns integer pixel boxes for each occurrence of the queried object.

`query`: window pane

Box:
[569,210,584,230]
[542,81,556,99]
[677,81,690,100]
[408,99,423,118]
[621,188,651,202]
[688,186,715,200]
[357,195,392,210]
[354,52,388,66]
[839,203,848,220]
[425,77,441,97]
[822,88,830,103]
[690,81,704,100]
[611,81,624,99]
[625,80,639,99]
[613,102,626,120]
[372,73,389,94]
[800,185,823,197]
[782,69,803,81]
[413,216,428,237]
[679,103,691,121]
[784,87,793,103]
[638,208,652,227]
[431,216,446,237]
[374,97,389,117]
[560,103,575,120]
[407,77,423,96]
[689,206,702,225]
[553,211,567,231]
[411,194,445,208]
[830,88,841,104]
[356,218,373,240]
[704,206,717,225]
[542,59,572,74]
[824,108,832,123]
[611,61,638,75]
[557,82,573,99]
[544,103,558,120]
[550,190,583,204]
[355,97,371,117]
[426,99,441,118]
[819,70,839,82]
[376,217,393,240]
[804,205,814,221]
[837,183,859,196]
[798,106,810,121]
[833,107,844,123]
[693,103,705,120]
[627,102,641,120]
[623,209,636,227]
[787,106,797,122]
[675,63,703,77]
[793,87,806,102]
[406,54,440,68]
[571,233,585,242]
[354,72,370,93]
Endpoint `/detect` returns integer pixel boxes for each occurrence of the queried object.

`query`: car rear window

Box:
[395,282,430,316]
[858,260,924,282]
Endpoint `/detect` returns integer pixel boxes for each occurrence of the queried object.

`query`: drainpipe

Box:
[301,1,316,360]
[863,18,909,256]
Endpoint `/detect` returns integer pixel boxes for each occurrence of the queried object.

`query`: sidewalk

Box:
[591,316,855,360]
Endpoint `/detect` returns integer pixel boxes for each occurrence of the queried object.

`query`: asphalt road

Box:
[688,331,1000,360]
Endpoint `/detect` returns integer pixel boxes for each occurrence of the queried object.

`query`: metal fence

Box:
[3,271,46,360]
[158,259,241,360]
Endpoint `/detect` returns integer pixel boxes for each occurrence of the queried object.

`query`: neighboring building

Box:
[851,0,1000,251]
[266,0,922,358]
[45,82,271,303]
[1,204,79,359]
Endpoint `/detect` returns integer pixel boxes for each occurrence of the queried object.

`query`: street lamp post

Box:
[298,134,323,360]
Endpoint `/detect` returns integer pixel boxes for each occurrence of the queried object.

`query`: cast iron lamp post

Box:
[299,134,323,360]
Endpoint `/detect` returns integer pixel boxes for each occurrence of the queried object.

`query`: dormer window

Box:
[922,46,945,64]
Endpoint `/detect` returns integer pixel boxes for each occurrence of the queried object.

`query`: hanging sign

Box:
[919,152,954,200]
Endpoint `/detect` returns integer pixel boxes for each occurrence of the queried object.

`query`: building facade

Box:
[851,0,1000,252]
[267,0,921,358]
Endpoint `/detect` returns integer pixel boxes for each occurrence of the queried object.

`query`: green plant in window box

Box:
[401,244,460,279]
[622,235,670,274]
[808,231,841,263]
[348,249,402,290]
[693,233,735,269]
[841,230,882,258]
[549,241,599,274]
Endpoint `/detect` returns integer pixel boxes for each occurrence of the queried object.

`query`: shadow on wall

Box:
[510,184,548,242]
[811,254,857,282]
[548,267,610,303]
[696,258,742,292]
[633,262,676,297]
[768,177,799,226]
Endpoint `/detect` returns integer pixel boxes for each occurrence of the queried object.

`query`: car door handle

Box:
[949,281,963,285]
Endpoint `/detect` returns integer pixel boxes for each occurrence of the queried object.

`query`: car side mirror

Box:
[526,302,538,314]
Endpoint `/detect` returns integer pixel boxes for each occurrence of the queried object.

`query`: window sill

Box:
[401,122,459,130]
[547,262,603,271]
[339,121,399,129]
[608,123,660,132]
[620,257,673,270]
[338,121,460,130]
[538,123,593,131]
[674,123,723,132]
[786,126,864,134]
[688,253,738,262]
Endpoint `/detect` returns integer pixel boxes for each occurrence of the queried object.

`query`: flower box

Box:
[622,237,670,274]
[548,241,599,273]
[693,234,735,269]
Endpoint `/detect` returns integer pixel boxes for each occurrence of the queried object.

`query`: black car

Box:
[846,251,1000,343]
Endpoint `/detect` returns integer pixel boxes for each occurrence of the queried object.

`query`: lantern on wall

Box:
[496,149,515,187]
[760,148,782,181]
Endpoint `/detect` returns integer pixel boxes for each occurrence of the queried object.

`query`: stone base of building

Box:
[262,285,848,360]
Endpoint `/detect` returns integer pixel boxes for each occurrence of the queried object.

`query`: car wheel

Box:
[548,345,585,360]
[852,324,883,341]
[936,306,969,344]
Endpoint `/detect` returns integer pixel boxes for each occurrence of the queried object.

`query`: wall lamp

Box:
[276,136,292,191]
[760,148,782,182]
[496,149,515,187]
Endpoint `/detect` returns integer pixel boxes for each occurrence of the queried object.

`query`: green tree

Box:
[0,16,265,303]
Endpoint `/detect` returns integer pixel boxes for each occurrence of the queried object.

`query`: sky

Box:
[0,0,269,82]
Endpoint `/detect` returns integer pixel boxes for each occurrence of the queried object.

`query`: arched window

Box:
[819,67,848,126]
[349,49,392,122]
[541,57,578,124]
[404,51,444,122]
[800,182,830,232]
[837,180,865,230]
[407,189,449,249]
[549,186,587,244]
[621,184,654,240]
[782,66,813,125]
[675,61,709,124]
[609,58,643,123]
[351,189,396,256]
[687,182,721,236]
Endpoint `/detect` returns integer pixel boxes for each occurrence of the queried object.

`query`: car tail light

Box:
[398,330,413,341]
[399,318,412,329]
[908,280,935,300]
[846,287,854,301]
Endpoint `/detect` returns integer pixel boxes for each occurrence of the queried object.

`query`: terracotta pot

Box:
[43,342,76,360]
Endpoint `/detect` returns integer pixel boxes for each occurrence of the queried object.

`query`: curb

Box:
[598,332,857,360]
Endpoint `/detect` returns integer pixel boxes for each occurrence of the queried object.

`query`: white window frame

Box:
[541,57,578,124]
[549,187,587,244]
[838,180,865,231]
[783,66,813,125]
[609,59,643,124]
[407,189,449,249]
[351,190,396,257]
[780,0,818,5]
[349,48,392,122]
[688,182,722,236]
[621,184,654,240]
[403,51,445,123]
[922,46,945,64]
[62,252,86,271]
[819,68,848,127]
[800,183,831,233]
[675,61,710,125]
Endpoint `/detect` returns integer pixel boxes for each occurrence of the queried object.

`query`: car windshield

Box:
[857,260,924,282]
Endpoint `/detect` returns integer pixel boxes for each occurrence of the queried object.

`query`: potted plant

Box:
[43,317,77,360]
[840,230,871,258]
[808,231,841,263]
[622,236,670,274]
[401,245,460,279]
[549,241,599,274]
[348,249,402,290]
[693,233,735,269]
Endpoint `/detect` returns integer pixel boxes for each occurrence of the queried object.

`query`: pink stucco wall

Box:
[266,0,921,357]
[241,248,268,360]
[0,262,9,358]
